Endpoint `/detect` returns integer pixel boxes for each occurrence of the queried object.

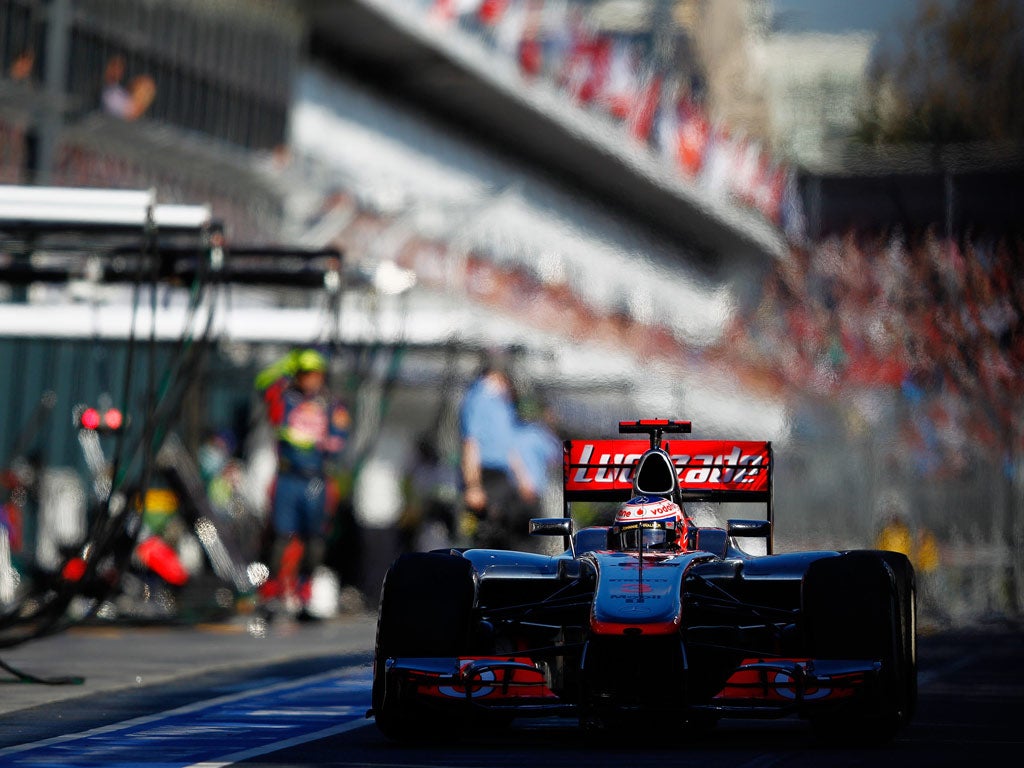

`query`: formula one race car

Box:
[371,420,916,744]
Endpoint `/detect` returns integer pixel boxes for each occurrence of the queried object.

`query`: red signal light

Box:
[104,408,123,431]
[78,405,126,432]
[81,407,101,430]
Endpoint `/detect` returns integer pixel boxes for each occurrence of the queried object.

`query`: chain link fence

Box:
[773,394,1022,629]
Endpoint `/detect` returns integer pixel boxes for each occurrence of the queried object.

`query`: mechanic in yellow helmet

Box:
[255,348,350,615]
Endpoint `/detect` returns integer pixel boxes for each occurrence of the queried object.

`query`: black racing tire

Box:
[371,552,476,742]
[802,550,916,745]
[875,550,917,724]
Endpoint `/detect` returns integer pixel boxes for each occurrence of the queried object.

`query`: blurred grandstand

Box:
[0,0,1021,628]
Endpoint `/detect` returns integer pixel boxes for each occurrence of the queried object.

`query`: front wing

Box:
[379,653,882,718]
[382,656,570,716]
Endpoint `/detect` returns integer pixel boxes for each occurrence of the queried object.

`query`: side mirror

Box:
[529,518,574,537]
[530,518,575,557]
[727,519,772,538]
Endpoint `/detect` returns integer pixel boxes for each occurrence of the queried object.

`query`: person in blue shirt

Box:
[459,359,532,549]
[255,348,350,615]
[512,399,562,527]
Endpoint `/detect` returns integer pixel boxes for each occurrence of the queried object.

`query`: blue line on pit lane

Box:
[0,665,373,767]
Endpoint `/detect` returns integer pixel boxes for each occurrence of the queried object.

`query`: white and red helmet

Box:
[609,495,688,551]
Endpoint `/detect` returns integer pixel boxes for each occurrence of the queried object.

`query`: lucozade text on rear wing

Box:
[562,437,773,552]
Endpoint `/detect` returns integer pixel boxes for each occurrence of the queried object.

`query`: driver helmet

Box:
[609,495,687,551]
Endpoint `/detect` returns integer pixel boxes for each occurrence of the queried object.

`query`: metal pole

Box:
[33,0,72,184]
[652,0,676,72]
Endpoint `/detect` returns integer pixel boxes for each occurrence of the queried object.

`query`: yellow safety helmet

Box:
[295,349,327,373]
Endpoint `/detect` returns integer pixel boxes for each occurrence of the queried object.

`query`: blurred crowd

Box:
[720,225,1024,478]
[409,0,804,237]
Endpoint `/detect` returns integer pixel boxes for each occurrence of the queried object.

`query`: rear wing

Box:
[563,437,772,507]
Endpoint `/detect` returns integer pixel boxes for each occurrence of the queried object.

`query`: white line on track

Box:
[1,651,984,766]
[0,664,369,759]
[186,717,373,768]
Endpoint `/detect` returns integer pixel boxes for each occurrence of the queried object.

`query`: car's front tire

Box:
[802,550,916,745]
[372,552,476,742]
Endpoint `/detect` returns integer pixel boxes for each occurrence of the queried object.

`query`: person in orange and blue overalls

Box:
[255,348,350,616]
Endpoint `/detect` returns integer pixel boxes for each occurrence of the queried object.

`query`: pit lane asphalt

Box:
[0,610,378,749]
[258,620,1024,768]
[2,613,1022,767]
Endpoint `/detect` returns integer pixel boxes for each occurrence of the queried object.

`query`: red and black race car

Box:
[371,419,916,744]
